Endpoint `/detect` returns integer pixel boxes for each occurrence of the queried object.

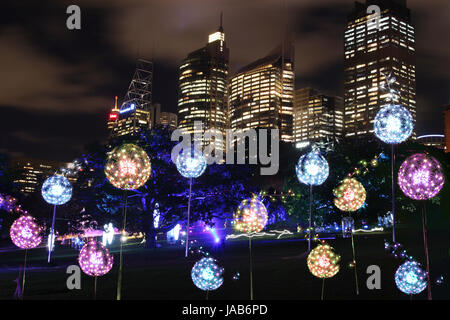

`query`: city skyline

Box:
[1,0,449,161]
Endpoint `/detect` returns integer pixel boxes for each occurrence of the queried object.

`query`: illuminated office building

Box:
[293,88,344,149]
[159,112,178,130]
[229,41,294,142]
[416,134,445,151]
[177,17,229,149]
[111,59,153,137]
[444,105,450,153]
[107,96,120,133]
[14,160,56,194]
[344,0,416,138]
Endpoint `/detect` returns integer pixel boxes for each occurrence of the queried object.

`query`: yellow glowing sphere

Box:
[307,243,341,279]
[333,177,366,212]
[233,198,268,234]
[104,144,151,190]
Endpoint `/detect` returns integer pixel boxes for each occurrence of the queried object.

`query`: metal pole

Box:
[116,191,128,300]
[308,184,313,252]
[22,249,27,299]
[185,178,193,258]
[351,227,359,295]
[391,144,396,243]
[48,205,57,263]
[321,278,325,300]
[94,276,97,300]
[421,202,432,300]
[249,236,253,300]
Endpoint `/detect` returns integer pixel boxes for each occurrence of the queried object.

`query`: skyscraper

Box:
[344,0,416,138]
[111,59,153,137]
[229,40,295,142]
[177,16,229,149]
[293,88,344,149]
[444,105,450,153]
[13,159,56,194]
[159,112,178,130]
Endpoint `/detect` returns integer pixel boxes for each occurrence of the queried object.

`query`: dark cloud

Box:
[0,0,448,161]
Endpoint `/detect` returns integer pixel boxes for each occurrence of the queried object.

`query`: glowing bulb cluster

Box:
[395,260,427,295]
[175,148,207,178]
[191,257,224,291]
[374,104,413,144]
[41,175,72,205]
[307,244,340,278]
[295,151,329,186]
[105,144,151,190]
[233,198,268,233]
[333,178,366,212]
[10,215,42,249]
[398,153,444,200]
[78,240,114,277]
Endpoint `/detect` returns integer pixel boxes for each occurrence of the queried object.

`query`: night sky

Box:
[1,0,449,162]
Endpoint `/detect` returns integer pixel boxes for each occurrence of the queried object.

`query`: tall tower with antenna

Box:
[111,59,154,138]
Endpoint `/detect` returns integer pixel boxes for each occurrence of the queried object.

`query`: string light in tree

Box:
[10,215,42,249]
[374,104,413,144]
[398,153,444,200]
[175,148,207,178]
[295,150,329,186]
[41,175,72,205]
[333,178,366,212]
[105,143,152,190]
[307,243,341,278]
[191,257,224,291]
[78,240,114,277]
[395,260,427,295]
[233,197,268,233]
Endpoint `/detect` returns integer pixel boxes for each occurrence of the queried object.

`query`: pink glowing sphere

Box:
[10,215,43,249]
[78,240,114,277]
[398,153,445,200]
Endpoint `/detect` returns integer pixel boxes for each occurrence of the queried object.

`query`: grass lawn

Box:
[0,220,448,300]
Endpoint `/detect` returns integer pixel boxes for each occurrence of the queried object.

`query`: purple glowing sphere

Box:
[398,153,445,200]
[10,215,43,249]
[78,240,114,277]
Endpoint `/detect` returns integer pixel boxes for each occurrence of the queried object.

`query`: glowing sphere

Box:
[78,240,114,277]
[398,153,445,200]
[175,148,207,178]
[191,257,224,291]
[307,244,340,278]
[333,178,366,212]
[105,144,151,190]
[374,104,413,144]
[295,151,329,186]
[41,175,72,205]
[10,215,42,249]
[233,198,268,233]
[395,260,427,295]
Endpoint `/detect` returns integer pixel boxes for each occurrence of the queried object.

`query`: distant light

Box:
[109,113,118,120]
[295,141,310,149]
[417,134,444,139]
[119,103,136,114]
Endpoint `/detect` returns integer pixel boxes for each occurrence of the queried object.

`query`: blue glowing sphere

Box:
[191,257,224,291]
[395,260,427,295]
[175,148,207,178]
[41,175,72,205]
[374,104,413,144]
[295,151,329,186]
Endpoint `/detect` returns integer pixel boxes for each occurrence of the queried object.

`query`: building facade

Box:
[444,105,450,153]
[159,112,178,130]
[344,0,416,138]
[228,41,295,142]
[416,134,445,150]
[14,160,56,194]
[293,88,344,149]
[111,59,153,138]
[177,21,229,149]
